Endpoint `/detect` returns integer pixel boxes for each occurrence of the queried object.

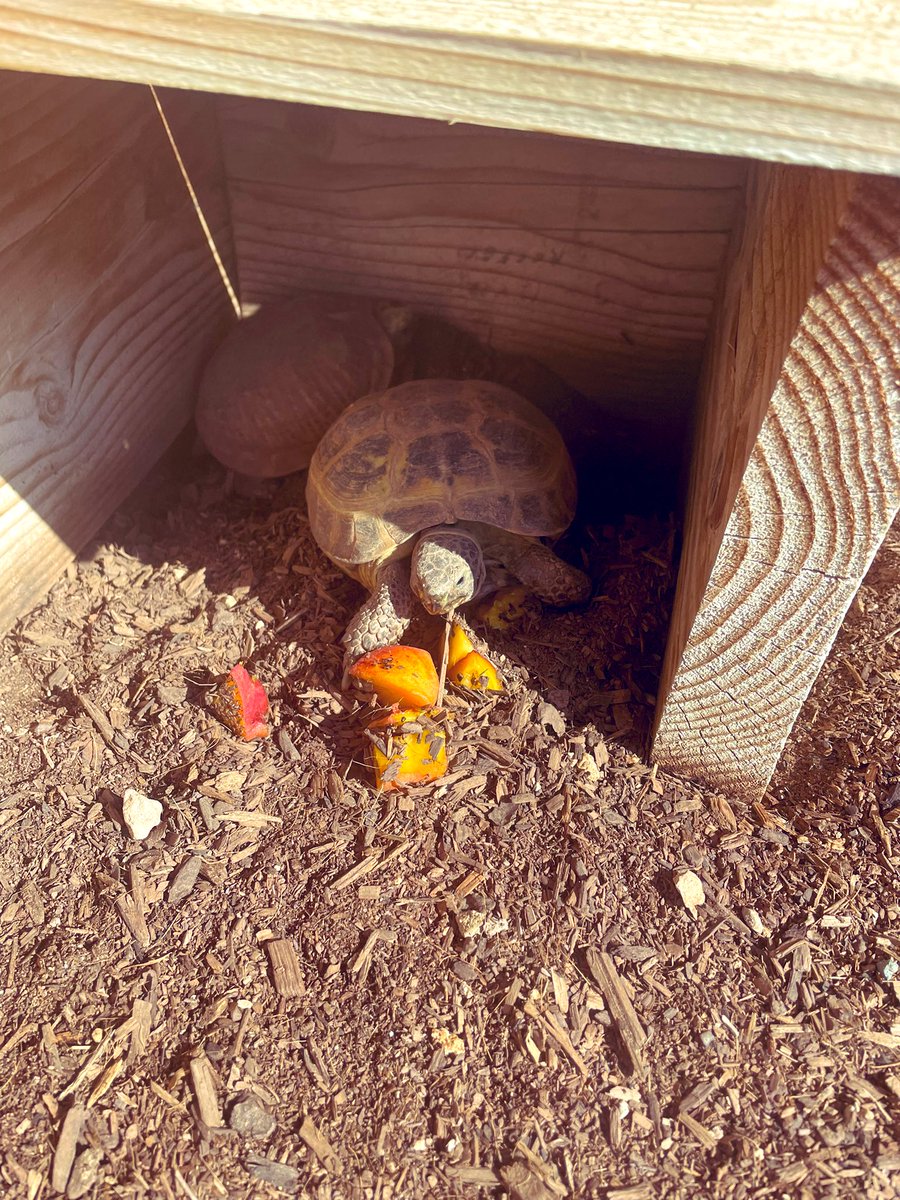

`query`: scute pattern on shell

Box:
[307,379,578,570]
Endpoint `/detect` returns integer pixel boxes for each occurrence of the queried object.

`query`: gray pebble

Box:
[245,1154,298,1192]
[66,1148,104,1199]
[167,854,203,905]
[230,1094,277,1139]
[451,960,479,983]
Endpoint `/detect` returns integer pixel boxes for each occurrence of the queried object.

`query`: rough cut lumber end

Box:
[653,174,900,798]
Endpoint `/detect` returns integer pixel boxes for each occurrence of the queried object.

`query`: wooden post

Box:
[653,171,900,797]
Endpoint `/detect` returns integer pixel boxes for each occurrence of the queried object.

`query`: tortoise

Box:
[306,378,591,679]
[195,291,408,478]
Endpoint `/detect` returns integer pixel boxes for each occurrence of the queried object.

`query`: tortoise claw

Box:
[342,655,375,696]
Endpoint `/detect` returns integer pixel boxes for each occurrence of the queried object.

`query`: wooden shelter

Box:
[0,2,897,796]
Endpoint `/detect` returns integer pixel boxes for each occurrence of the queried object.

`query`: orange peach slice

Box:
[367,708,449,792]
[447,622,476,670]
[349,645,439,708]
[450,650,504,692]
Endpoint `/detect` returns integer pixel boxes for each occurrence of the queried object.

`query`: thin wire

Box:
[149,84,242,319]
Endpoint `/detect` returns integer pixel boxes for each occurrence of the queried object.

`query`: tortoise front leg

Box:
[482,530,591,607]
[341,561,415,687]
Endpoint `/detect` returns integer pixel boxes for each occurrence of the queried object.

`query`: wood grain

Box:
[655,165,857,728]
[219,96,743,418]
[0,2,897,173]
[0,72,235,636]
[653,175,900,797]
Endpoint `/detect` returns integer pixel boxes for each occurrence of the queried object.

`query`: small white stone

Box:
[577,753,602,785]
[122,788,163,840]
[744,907,771,936]
[537,702,565,736]
[673,869,706,918]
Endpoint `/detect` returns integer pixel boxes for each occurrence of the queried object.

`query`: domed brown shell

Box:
[307,379,578,575]
[195,292,395,477]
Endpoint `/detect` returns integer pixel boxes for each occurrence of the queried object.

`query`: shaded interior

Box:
[213,95,746,517]
[0,69,747,641]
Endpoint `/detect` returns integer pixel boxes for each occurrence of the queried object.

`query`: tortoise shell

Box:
[195,292,395,478]
[306,379,577,576]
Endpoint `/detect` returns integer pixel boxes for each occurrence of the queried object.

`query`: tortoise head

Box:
[411,528,485,616]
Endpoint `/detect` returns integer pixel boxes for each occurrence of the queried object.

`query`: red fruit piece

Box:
[208,662,270,740]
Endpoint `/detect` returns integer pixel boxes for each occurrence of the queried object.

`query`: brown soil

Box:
[0,439,897,1200]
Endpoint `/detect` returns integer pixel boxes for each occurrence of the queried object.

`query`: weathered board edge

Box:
[0,3,898,173]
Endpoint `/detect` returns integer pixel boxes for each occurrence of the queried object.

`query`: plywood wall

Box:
[218,97,746,448]
[0,72,236,635]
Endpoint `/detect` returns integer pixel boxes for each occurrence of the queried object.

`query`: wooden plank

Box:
[219,96,743,417]
[0,73,234,636]
[0,2,898,173]
[653,174,900,797]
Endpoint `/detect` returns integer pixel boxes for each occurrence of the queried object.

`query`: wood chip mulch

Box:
[0,440,897,1200]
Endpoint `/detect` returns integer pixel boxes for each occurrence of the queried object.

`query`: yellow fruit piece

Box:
[349,644,439,708]
[450,650,504,692]
[475,585,533,630]
[447,622,476,670]
[368,708,449,792]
